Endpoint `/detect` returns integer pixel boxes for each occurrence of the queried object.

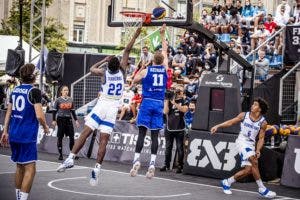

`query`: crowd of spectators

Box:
[118,0,300,125]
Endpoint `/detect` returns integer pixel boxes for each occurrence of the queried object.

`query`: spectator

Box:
[125,59,136,77]
[255,49,269,82]
[275,5,290,26]
[129,87,142,123]
[207,10,219,33]
[264,14,277,34]
[155,40,176,56]
[177,37,188,55]
[225,0,236,16]
[200,9,210,29]
[276,0,291,19]
[184,75,199,102]
[236,0,243,15]
[229,8,242,35]
[237,27,251,53]
[118,87,135,120]
[161,87,188,173]
[212,0,222,16]
[185,100,196,129]
[186,36,201,75]
[140,46,153,68]
[217,7,231,34]
[253,0,267,28]
[202,43,217,71]
[241,0,254,27]
[4,77,18,109]
[251,21,270,50]
[172,47,187,78]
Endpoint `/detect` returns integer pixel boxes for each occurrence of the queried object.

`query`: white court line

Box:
[1,154,299,200]
[48,176,191,199]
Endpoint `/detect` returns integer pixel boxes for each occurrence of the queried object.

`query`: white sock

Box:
[227,176,236,185]
[256,179,266,190]
[133,153,140,163]
[95,163,101,169]
[20,192,28,200]
[16,189,21,200]
[150,154,156,166]
[68,153,75,159]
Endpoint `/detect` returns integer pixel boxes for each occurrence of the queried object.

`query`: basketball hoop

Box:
[120,11,151,28]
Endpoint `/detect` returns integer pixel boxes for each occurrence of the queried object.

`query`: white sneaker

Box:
[258,188,276,198]
[130,160,141,177]
[221,179,232,195]
[146,165,155,179]
[56,158,74,172]
[89,168,100,186]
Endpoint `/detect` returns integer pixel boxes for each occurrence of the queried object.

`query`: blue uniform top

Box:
[9,84,39,143]
[142,65,167,101]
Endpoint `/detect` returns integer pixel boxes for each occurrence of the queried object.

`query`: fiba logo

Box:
[216,75,224,82]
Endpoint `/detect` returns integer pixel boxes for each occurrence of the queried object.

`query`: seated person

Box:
[172,47,187,78]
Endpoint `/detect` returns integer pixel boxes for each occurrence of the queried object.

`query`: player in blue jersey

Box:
[130,24,168,179]
[56,27,141,186]
[211,98,276,198]
[0,64,49,200]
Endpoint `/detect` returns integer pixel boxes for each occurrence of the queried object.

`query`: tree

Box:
[0,0,67,52]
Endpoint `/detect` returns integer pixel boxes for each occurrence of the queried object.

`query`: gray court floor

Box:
[0,152,299,200]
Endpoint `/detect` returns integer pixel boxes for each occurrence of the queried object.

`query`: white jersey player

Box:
[56,27,142,187]
[211,98,276,199]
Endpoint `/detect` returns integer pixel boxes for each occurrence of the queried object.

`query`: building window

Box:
[73,26,84,43]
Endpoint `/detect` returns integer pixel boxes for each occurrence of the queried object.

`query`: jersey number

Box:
[153,74,164,86]
[108,83,122,96]
[11,95,25,111]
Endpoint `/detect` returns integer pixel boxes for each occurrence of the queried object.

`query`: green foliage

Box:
[0,0,67,52]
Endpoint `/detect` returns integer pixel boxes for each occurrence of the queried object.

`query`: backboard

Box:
[108,0,193,27]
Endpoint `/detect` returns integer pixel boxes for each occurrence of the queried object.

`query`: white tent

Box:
[0,35,39,71]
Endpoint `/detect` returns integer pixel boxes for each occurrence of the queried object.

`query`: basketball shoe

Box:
[221,179,232,195]
[258,188,276,198]
[56,157,74,172]
[130,160,141,177]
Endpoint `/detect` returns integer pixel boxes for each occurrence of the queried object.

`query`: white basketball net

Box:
[121,12,145,37]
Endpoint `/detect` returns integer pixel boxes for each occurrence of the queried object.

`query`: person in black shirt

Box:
[52,85,79,160]
[161,87,188,173]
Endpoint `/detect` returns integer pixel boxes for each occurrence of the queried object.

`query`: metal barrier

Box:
[279,61,300,123]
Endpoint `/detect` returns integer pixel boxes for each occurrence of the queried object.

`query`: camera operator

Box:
[161,87,188,173]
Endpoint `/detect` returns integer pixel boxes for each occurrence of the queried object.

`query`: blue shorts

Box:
[10,142,37,164]
[136,98,164,130]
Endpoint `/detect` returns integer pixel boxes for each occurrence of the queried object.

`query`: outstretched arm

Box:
[90,55,114,76]
[210,112,245,134]
[255,121,267,158]
[120,27,142,71]
[160,24,169,70]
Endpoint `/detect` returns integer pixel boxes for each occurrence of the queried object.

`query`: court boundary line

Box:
[0,154,299,200]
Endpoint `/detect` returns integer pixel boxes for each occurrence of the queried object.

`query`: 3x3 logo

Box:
[187,139,238,171]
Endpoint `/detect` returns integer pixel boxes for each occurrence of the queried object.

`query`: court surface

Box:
[0,149,299,200]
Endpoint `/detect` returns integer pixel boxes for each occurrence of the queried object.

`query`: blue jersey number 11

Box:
[153,74,164,86]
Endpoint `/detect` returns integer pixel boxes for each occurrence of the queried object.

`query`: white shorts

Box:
[85,99,119,134]
[236,139,256,167]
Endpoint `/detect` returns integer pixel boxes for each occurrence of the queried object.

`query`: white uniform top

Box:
[237,112,266,146]
[99,70,125,101]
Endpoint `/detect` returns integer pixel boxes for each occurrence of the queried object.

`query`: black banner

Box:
[0,111,169,166]
[281,135,300,188]
[284,25,300,65]
[183,129,241,179]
